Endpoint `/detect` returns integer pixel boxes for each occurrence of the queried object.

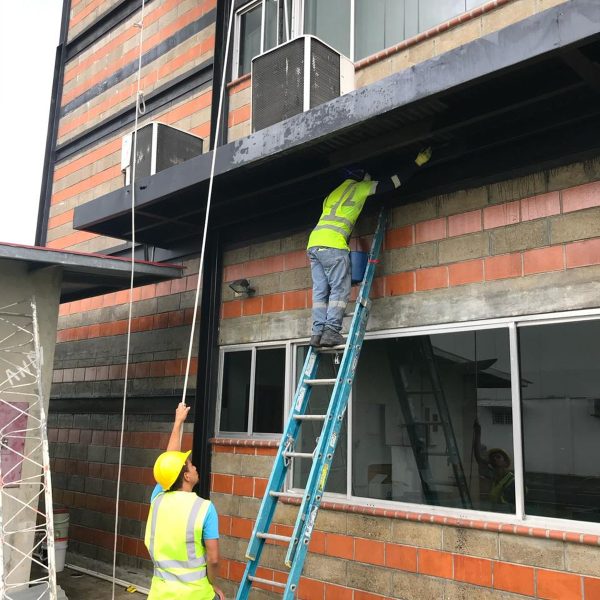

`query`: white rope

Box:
[111,2,146,598]
[180,0,237,411]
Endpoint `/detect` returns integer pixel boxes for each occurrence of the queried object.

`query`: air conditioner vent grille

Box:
[310,38,341,109]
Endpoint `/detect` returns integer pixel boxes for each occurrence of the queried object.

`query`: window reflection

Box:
[353,330,514,513]
[520,321,600,523]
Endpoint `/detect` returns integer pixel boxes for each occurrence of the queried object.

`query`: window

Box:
[519,320,600,524]
[234,0,490,76]
[217,313,600,529]
[218,346,286,435]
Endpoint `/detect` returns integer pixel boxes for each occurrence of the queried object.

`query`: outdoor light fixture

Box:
[229,278,255,297]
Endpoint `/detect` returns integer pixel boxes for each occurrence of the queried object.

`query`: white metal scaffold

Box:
[0,299,57,600]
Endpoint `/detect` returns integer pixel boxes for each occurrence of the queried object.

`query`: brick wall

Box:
[211,441,600,600]
[219,159,600,345]
[47,410,193,578]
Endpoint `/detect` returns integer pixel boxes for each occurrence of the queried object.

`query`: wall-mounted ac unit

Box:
[120,122,204,185]
[251,35,354,133]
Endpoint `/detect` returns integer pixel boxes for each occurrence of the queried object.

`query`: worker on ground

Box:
[307,148,433,347]
[144,403,224,600]
[473,418,515,510]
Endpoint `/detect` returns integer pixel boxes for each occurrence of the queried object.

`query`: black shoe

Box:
[309,335,322,347]
[320,329,345,347]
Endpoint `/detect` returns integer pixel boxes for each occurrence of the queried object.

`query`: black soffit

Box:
[74,0,600,248]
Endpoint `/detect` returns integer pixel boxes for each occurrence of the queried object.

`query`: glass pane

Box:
[292,346,347,494]
[304,0,351,57]
[353,330,514,513]
[355,0,405,61]
[520,321,600,523]
[220,351,251,432]
[239,3,262,76]
[264,0,278,51]
[253,348,285,433]
[418,0,466,32]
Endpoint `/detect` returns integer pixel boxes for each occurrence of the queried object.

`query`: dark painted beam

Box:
[73,0,600,245]
[560,47,600,93]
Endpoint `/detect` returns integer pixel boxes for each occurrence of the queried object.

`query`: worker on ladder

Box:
[307,147,433,348]
[144,403,225,600]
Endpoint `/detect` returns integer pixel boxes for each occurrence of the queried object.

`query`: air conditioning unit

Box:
[121,122,204,185]
[251,35,354,133]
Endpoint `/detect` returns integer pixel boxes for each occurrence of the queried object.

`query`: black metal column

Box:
[192,227,223,498]
[36,0,71,246]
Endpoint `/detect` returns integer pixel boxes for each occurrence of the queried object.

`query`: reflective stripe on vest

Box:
[146,492,211,583]
[307,179,375,250]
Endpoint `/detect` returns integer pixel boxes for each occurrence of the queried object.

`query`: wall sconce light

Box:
[228,278,255,297]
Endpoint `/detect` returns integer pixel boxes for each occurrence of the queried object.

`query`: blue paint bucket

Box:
[350,251,368,284]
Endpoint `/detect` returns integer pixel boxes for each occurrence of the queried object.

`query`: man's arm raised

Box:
[166,402,190,452]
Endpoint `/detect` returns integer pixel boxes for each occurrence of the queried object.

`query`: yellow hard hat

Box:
[153,450,191,490]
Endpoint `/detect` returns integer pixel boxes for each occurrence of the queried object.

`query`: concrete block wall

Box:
[211,441,600,600]
[219,159,600,345]
[225,0,570,143]
[47,410,193,577]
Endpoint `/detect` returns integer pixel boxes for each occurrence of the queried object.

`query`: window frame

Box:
[215,340,292,438]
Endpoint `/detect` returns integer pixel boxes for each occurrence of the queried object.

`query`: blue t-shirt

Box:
[150,484,219,540]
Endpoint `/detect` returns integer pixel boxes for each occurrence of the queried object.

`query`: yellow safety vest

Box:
[144,491,214,600]
[307,179,376,251]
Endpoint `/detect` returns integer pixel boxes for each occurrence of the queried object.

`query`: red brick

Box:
[212,473,233,494]
[325,533,354,560]
[284,250,309,270]
[523,246,564,275]
[562,181,600,213]
[537,569,582,600]
[416,217,447,243]
[385,543,417,572]
[385,272,414,296]
[254,477,267,498]
[493,562,534,596]
[232,475,254,497]
[521,192,560,221]
[230,517,253,539]
[454,555,491,587]
[284,290,307,310]
[385,225,414,249]
[418,549,453,579]
[229,560,245,582]
[416,266,448,291]
[355,538,385,566]
[222,300,243,319]
[483,201,520,229]
[448,259,484,286]
[308,530,326,554]
[68,429,80,444]
[584,577,600,599]
[325,584,353,600]
[484,253,522,280]
[565,238,600,268]
[448,210,482,237]
[297,577,325,600]
[242,296,262,316]
[354,592,386,600]
[262,293,284,313]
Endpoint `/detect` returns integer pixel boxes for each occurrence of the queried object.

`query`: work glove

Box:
[415,147,432,167]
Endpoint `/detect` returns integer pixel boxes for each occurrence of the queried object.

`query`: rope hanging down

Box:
[111,1,146,598]
[108,0,237,596]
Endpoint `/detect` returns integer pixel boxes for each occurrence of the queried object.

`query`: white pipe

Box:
[65,563,150,596]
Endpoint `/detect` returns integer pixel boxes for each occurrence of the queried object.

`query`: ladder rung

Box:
[257,532,293,543]
[283,451,314,459]
[305,378,337,385]
[317,345,345,353]
[269,491,303,499]
[248,575,286,589]
[294,414,327,421]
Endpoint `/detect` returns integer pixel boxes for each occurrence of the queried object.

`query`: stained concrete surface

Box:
[56,567,146,599]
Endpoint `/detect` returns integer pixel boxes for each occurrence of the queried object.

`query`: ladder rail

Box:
[284,209,387,582]
[235,208,388,600]
[236,346,320,598]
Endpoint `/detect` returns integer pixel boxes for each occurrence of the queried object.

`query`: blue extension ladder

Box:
[235,208,387,599]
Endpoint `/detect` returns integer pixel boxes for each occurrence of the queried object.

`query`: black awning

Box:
[0,243,183,303]
[74,0,600,247]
